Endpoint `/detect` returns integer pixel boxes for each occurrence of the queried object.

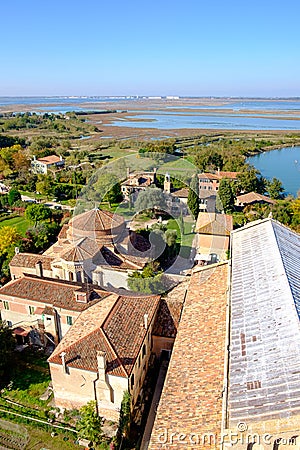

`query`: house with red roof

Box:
[31,154,65,174]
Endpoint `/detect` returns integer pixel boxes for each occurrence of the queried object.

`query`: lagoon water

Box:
[1,97,300,130]
[248,146,300,197]
[112,113,300,131]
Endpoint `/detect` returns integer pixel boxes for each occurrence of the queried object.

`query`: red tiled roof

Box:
[36,155,63,165]
[0,275,108,312]
[148,263,228,449]
[219,171,239,179]
[10,253,55,271]
[236,191,276,205]
[48,293,160,377]
[171,188,189,198]
[103,295,160,375]
[70,208,124,234]
[60,237,99,262]
[199,171,239,181]
[196,212,233,236]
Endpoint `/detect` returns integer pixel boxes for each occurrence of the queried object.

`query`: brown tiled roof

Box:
[152,280,188,338]
[36,155,62,165]
[58,224,69,239]
[171,188,189,198]
[198,172,219,181]
[218,170,239,179]
[48,293,160,377]
[10,253,55,271]
[60,237,99,262]
[148,263,228,449]
[103,295,160,375]
[236,191,276,205]
[196,212,233,236]
[199,171,239,181]
[70,208,124,233]
[0,275,108,312]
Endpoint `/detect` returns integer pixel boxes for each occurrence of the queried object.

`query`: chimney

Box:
[60,351,67,373]
[60,155,63,161]
[144,313,148,330]
[217,167,220,176]
[36,261,43,278]
[97,351,106,380]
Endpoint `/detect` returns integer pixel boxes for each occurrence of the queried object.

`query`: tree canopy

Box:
[135,187,168,214]
[25,204,52,226]
[187,174,199,219]
[0,227,21,257]
[217,178,235,213]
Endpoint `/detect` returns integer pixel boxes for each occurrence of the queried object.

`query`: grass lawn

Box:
[0,349,80,449]
[167,217,195,258]
[0,215,31,235]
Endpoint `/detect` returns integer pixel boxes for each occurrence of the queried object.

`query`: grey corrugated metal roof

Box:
[228,219,300,425]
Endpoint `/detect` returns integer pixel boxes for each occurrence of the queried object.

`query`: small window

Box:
[67,316,73,326]
[29,306,35,315]
[138,356,140,368]
[130,374,134,389]
[3,300,9,310]
[142,344,146,358]
[7,320,12,327]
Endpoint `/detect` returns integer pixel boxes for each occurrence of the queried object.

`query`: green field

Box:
[0,216,31,235]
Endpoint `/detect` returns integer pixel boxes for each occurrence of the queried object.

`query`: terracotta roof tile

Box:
[153,280,188,337]
[236,191,276,205]
[148,263,228,448]
[70,208,124,233]
[103,295,160,375]
[0,275,108,312]
[36,155,62,165]
[48,294,160,377]
[171,188,189,198]
[10,253,55,271]
[196,212,233,236]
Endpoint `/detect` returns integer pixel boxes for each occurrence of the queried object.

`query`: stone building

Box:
[10,208,149,290]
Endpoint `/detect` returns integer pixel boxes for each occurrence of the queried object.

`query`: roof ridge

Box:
[99,327,128,378]
[48,294,120,361]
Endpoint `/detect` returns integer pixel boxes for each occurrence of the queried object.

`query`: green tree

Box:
[128,261,164,294]
[36,175,55,197]
[0,320,15,382]
[105,181,122,206]
[118,391,131,440]
[236,166,265,194]
[0,227,21,256]
[8,189,21,206]
[266,177,285,199]
[135,187,168,215]
[217,178,235,213]
[26,222,59,251]
[25,204,52,226]
[187,175,199,219]
[76,400,103,445]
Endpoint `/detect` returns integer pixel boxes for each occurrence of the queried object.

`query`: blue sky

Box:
[1,0,299,96]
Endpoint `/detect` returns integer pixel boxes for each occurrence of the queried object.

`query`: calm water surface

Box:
[248,146,300,196]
